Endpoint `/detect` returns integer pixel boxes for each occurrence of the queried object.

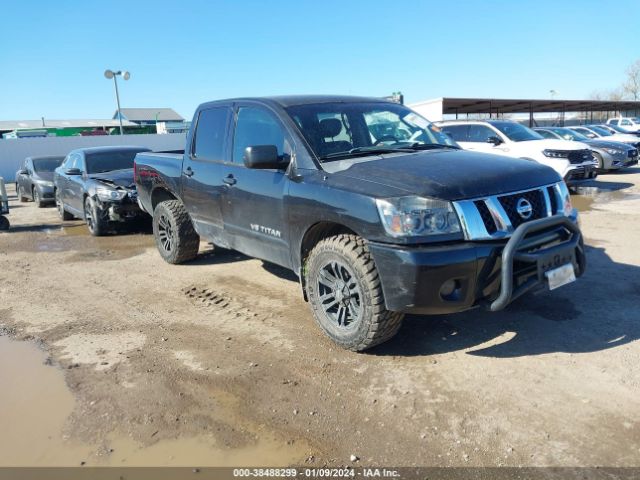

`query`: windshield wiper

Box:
[408,143,461,150]
[319,146,413,161]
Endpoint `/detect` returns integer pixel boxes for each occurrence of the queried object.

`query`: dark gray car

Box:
[15,155,65,207]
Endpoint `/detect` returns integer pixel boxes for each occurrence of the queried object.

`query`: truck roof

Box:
[199,95,390,109]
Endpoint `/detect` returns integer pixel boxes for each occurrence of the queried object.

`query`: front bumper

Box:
[36,184,55,200]
[563,165,597,185]
[369,216,586,315]
[96,197,144,222]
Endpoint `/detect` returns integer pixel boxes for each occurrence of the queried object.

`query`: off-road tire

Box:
[33,187,46,208]
[84,196,108,236]
[0,215,9,231]
[305,234,404,352]
[153,200,199,264]
[55,189,73,220]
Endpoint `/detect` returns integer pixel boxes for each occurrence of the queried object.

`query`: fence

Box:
[0,134,186,180]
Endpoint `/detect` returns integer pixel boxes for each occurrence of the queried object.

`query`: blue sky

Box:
[1,0,638,121]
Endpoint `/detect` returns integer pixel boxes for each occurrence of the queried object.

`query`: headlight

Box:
[376,196,461,237]
[604,148,624,156]
[96,187,127,202]
[543,149,568,159]
[557,182,574,217]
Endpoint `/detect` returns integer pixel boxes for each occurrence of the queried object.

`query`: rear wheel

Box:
[305,234,404,352]
[84,196,108,236]
[0,215,9,231]
[152,200,200,264]
[33,187,45,208]
[55,189,73,220]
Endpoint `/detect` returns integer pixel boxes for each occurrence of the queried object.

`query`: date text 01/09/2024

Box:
[232,468,400,477]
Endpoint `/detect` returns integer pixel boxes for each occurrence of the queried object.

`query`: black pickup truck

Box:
[134,95,586,351]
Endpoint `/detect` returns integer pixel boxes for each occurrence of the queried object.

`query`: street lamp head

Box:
[122,71,131,81]
[104,69,114,79]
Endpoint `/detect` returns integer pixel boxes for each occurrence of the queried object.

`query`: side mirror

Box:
[65,168,82,175]
[487,136,503,146]
[244,145,289,170]
[17,169,28,175]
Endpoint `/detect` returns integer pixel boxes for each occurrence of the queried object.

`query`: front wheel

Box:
[592,152,604,171]
[152,200,200,264]
[305,234,404,352]
[55,189,73,220]
[33,187,46,208]
[84,196,108,236]
[18,185,28,202]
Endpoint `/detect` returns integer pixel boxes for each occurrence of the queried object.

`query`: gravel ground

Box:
[0,170,639,467]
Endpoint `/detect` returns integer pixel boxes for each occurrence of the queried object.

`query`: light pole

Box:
[104,69,130,135]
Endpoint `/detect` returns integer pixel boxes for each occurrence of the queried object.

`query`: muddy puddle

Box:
[571,184,637,213]
[0,336,308,466]
[6,221,154,261]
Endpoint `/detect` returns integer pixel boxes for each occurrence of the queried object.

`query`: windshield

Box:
[33,157,64,172]
[550,128,589,142]
[284,102,458,161]
[85,149,148,174]
[490,121,543,142]
[587,126,612,137]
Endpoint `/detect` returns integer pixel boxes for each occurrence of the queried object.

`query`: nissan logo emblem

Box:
[516,198,533,219]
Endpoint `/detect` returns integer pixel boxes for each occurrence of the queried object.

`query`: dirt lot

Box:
[0,171,639,468]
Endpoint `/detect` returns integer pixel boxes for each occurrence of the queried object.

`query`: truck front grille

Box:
[452,182,570,241]
[497,189,546,229]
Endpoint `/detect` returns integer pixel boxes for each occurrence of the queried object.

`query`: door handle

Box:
[223,174,236,186]
[184,166,194,177]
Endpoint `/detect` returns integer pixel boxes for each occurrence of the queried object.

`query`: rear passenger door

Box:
[181,106,233,244]
[220,104,292,267]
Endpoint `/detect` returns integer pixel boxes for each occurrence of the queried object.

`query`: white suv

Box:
[437,120,597,186]
[607,117,640,133]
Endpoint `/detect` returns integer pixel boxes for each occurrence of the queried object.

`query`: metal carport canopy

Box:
[440,97,640,114]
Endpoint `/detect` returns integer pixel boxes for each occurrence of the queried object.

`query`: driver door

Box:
[220,104,293,267]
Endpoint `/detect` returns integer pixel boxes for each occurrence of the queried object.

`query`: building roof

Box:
[411,97,640,114]
[0,119,137,131]
[116,108,184,122]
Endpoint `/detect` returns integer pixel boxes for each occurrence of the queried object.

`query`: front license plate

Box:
[545,263,576,291]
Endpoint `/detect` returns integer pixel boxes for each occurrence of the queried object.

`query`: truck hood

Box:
[89,169,135,189]
[324,150,560,201]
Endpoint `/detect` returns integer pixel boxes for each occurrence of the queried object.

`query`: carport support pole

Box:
[112,75,124,136]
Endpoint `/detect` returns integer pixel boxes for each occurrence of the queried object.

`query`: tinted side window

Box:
[71,154,84,171]
[232,107,287,164]
[193,107,231,162]
[468,125,497,142]
[610,119,619,125]
[441,125,468,142]
[621,119,631,126]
